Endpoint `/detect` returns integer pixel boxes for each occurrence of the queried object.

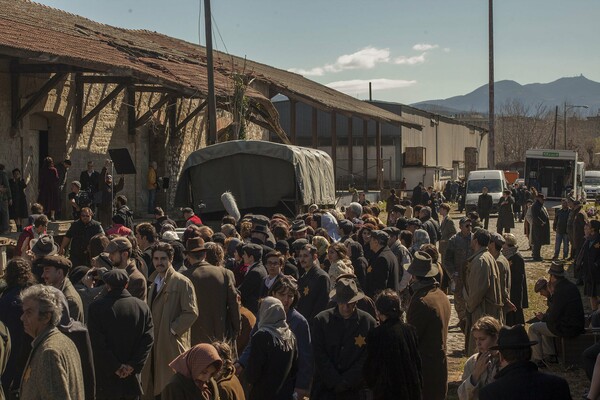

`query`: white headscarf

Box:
[256,296,296,352]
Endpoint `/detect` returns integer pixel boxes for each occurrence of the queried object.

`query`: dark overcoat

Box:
[505,252,528,326]
[546,278,585,337]
[479,360,571,400]
[406,281,451,400]
[477,193,493,218]
[296,265,331,321]
[530,200,550,246]
[497,196,515,230]
[311,307,376,400]
[238,261,267,315]
[88,288,154,399]
[364,246,400,298]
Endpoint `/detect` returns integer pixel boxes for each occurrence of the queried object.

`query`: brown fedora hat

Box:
[547,261,566,277]
[406,251,438,278]
[185,237,207,253]
[329,277,365,304]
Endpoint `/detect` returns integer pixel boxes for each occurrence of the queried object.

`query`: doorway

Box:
[38,130,49,167]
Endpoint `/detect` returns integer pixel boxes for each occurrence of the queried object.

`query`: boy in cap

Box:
[38,255,84,323]
[106,237,147,301]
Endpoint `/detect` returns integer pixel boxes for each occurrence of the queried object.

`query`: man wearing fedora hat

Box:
[38,255,85,323]
[527,261,584,367]
[479,325,571,400]
[182,237,240,345]
[406,250,451,400]
[310,276,376,400]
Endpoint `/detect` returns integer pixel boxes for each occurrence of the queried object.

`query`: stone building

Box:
[0,0,418,219]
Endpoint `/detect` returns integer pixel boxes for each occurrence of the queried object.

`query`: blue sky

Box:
[36,0,600,104]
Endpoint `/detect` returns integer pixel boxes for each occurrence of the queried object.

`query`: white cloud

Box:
[288,46,390,76]
[326,78,417,95]
[413,43,439,51]
[394,53,427,65]
[443,47,451,53]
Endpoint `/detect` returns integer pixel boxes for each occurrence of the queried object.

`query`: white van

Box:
[584,170,600,198]
[464,170,508,214]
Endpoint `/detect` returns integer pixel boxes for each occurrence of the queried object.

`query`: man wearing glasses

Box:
[60,207,104,267]
[444,217,473,334]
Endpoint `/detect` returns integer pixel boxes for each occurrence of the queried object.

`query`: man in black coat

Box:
[480,325,571,400]
[527,261,584,366]
[238,243,267,314]
[311,277,377,400]
[477,187,494,230]
[59,207,104,267]
[87,269,154,400]
[419,206,441,245]
[297,244,331,320]
[531,193,550,261]
[412,182,424,206]
[364,230,400,298]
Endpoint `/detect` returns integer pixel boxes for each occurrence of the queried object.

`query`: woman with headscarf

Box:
[162,343,223,400]
[327,242,354,284]
[364,289,422,400]
[346,240,368,290]
[312,236,330,268]
[410,229,430,255]
[244,296,297,400]
[37,156,60,221]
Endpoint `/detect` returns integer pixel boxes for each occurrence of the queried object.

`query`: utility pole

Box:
[204,0,217,145]
[553,105,558,149]
[488,0,495,169]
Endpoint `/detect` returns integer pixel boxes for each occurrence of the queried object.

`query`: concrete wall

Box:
[0,59,266,217]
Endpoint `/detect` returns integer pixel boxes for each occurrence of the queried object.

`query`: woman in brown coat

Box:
[213,341,246,400]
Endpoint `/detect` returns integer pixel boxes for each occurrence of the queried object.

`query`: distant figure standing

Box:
[0,164,11,234]
[530,193,550,262]
[38,156,61,222]
[147,161,158,214]
[496,189,515,234]
[400,177,407,198]
[412,182,423,206]
[477,187,493,230]
[9,168,28,231]
[79,161,100,211]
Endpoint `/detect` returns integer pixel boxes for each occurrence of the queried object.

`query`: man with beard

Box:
[60,207,104,267]
[106,237,147,301]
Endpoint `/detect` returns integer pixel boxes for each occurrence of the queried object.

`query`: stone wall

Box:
[0,59,267,218]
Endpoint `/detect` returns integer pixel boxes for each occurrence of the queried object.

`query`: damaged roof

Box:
[0,0,421,130]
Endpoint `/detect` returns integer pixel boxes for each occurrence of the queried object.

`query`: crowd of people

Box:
[0,170,599,399]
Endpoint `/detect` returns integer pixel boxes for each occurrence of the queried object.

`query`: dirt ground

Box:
[444,207,590,400]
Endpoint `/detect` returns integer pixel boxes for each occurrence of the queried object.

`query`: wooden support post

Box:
[73,73,83,135]
[135,94,170,128]
[348,117,353,175]
[10,60,19,131]
[13,72,67,125]
[312,107,318,149]
[376,121,382,190]
[290,100,297,144]
[331,112,337,184]
[363,120,368,191]
[81,84,126,126]
[127,85,136,137]
[176,101,207,133]
[167,97,178,142]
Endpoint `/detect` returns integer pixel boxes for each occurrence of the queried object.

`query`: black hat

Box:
[406,251,437,278]
[329,277,365,304]
[371,230,389,242]
[31,234,58,257]
[338,219,353,231]
[548,261,566,277]
[251,224,269,235]
[275,240,290,253]
[251,215,270,226]
[291,238,309,251]
[185,238,207,253]
[490,233,506,247]
[242,243,263,259]
[489,325,537,350]
[37,255,72,272]
[407,218,422,227]
[382,227,400,237]
[68,266,89,285]
[391,205,405,213]
[291,220,308,232]
[103,269,129,289]
[590,220,600,232]
[534,277,548,293]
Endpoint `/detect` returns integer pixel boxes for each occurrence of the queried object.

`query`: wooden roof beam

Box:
[12,72,67,127]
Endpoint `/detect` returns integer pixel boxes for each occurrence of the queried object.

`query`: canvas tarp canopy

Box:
[174,140,336,214]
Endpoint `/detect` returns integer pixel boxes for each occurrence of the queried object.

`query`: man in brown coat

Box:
[106,237,147,301]
[406,251,451,400]
[141,242,198,399]
[182,238,240,345]
[464,229,504,355]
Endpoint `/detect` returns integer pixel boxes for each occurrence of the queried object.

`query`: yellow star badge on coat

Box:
[367,266,373,273]
[355,334,366,348]
[303,286,310,296]
[594,242,600,249]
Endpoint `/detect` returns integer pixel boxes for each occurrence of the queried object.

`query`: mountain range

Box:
[411,75,600,116]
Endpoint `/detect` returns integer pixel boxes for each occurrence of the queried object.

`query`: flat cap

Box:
[251,215,270,226]
[275,240,290,252]
[407,218,422,227]
[490,233,506,247]
[37,255,72,271]
[338,219,353,231]
[534,277,548,293]
[371,230,389,242]
[103,269,129,289]
[105,237,132,253]
[382,226,400,236]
